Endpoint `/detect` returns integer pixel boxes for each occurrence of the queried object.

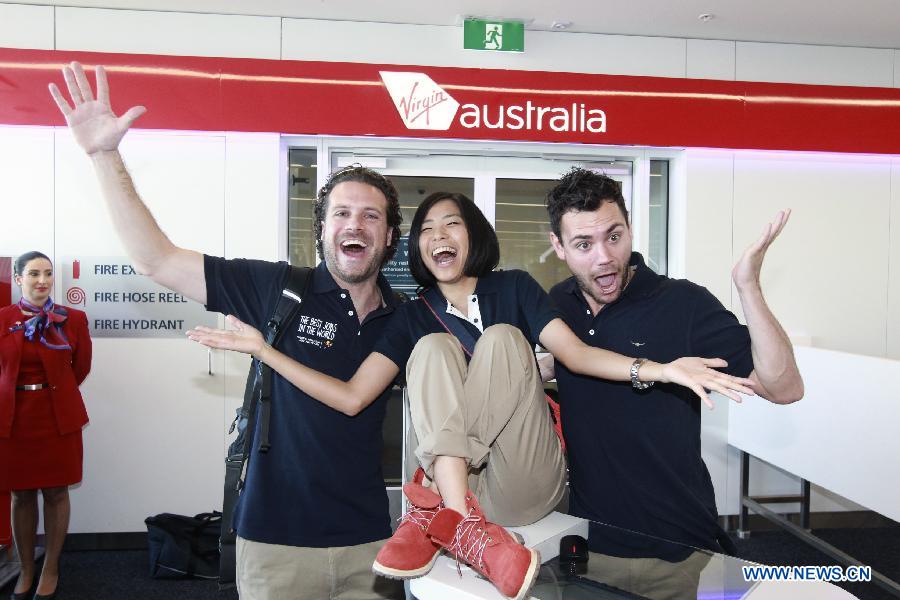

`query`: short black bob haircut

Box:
[407,192,500,289]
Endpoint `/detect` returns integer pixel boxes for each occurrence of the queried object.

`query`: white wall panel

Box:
[223,132,281,261]
[283,21,469,68]
[732,153,891,357]
[72,339,225,532]
[736,42,895,87]
[682,150,735,304]
[282,19,686,78]
[686,39,736,81]
[0,3,53,49]
[0,126,54,260]
[888,159,900,359]
[55,7,281,59]
[524,31,685,77]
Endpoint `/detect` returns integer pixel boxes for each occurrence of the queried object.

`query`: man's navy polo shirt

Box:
[205,256,397,548]
[374,270,559,369]
[549,252,753,558]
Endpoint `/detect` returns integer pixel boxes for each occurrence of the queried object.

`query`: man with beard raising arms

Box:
[545,168,803,566]
[49,62,403,600]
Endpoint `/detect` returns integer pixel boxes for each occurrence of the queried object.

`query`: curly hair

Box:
[545,167,628,239]
[313,165,402,264]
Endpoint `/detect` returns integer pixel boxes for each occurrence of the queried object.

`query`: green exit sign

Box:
[464,19,524,52]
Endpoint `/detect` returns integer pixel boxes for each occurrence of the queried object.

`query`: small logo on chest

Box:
[295,315,338,349]
[630,341,646,347]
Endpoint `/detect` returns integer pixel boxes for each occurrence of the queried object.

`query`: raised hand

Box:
[660,357,755,409]
[732,210,791,291]
[48,62,146,155]
[187,315,266,357]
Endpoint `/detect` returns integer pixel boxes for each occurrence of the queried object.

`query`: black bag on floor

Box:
[145,511,222,579]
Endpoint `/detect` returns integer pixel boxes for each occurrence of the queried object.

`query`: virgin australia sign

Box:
[380,71,607,134]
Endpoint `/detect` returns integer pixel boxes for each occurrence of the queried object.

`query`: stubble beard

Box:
[323,241,386,285]
[575,263,629,309]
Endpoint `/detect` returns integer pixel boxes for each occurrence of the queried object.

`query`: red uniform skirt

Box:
[0,386,83,490]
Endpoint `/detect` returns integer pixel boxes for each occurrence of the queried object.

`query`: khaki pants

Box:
[236,536,404,600]
[406,324,567,527]
[583,550,713,600]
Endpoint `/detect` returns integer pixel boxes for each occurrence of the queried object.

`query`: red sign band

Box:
[2,47,900,154]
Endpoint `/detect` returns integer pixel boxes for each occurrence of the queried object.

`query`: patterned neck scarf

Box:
[12,297,71,350]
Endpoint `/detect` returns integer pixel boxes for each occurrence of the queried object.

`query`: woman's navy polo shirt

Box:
[374,269,560,370]
[549,252,754,558]
[204,256,398,548]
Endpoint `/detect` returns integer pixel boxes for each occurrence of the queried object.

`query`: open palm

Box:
[733,210,790,290]
[661,357,755,409]
[49,62,146,155]
[187,315,266,356]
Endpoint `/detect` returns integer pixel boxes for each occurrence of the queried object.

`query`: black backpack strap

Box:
[250,265,313,454]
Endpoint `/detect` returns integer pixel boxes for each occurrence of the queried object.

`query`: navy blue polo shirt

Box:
[374,269,559,369]
[549,252,753,558]
[204,256,397,548]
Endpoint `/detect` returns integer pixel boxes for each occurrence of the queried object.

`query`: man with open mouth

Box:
[545,167,804,594]
[50,62,405,600]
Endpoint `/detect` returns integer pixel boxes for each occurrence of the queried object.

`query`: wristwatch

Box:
[630,358,655,390]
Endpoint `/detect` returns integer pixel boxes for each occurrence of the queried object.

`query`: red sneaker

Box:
[426,492,540,600]
[372,469,443,579]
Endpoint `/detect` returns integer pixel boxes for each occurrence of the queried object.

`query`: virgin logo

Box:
[380,71,608,134]
[380,72,460,130]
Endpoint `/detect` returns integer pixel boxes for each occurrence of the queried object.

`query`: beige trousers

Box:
[583,550,714,600]
[236,536,404,600]
[406,324,567,527]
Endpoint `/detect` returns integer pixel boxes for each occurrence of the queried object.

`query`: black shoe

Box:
[33,585,57,600]
[9,583,35,600]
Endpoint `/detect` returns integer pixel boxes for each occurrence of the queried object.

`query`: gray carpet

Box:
[731,526,900,600]
[1,550,237,600]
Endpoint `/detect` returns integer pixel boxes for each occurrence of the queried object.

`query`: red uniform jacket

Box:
[0,304,92,438]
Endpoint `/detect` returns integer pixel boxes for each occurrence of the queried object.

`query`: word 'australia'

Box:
[459,102,607,133]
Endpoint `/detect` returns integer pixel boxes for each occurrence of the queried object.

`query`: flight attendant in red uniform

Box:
[0,251,91,600]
